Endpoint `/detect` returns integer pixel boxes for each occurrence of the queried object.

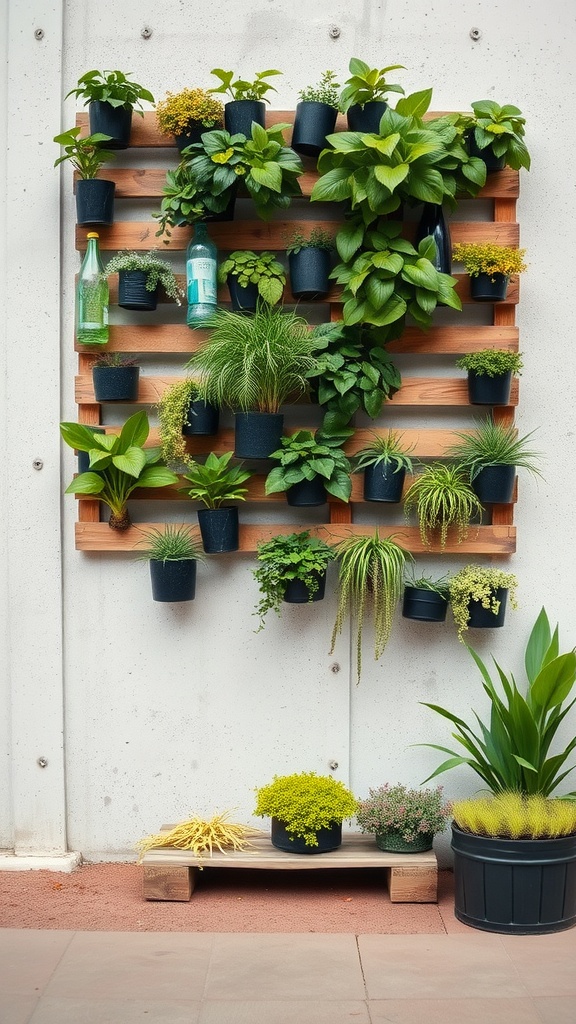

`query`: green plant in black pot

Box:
[92,352,140,402]
[179,451,252,553]
[462,99,531,171]
[54,127,116,225]
[452,242,527,301]
[209,67,282,103]
[104,250,183,308]
[456,349,523,406]
[138,524,204,603]
[447,416,542,505]
[153,161,233,241]
[285,227,335,301]
[157,379,218,469]
[253,531,334,630]
[339,57,405,132]
[354,430,415,503]
[448,564,518,642]
[66,69,154,148]
[357,783,451,852]
[265,429,353,506]
[292,71,341,157]
[404,463,483,549]
[254,771,357,852]
[402,572,450,623]
[218,250,286,309]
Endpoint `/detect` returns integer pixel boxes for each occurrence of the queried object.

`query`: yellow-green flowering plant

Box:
[452,793,576,840]
[155,88,224,136]
[254,772,357,847]
[448,564,518,642]
[452,243,527,279]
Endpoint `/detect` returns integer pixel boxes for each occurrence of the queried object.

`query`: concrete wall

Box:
[3,0,576,864]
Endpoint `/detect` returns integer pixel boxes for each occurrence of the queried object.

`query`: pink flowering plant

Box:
[356,783,451,844]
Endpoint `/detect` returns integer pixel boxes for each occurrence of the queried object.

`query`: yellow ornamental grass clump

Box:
[452,243,527,279]
[452,793,576,840]
[136,811,263,861]
[155,88,224,136]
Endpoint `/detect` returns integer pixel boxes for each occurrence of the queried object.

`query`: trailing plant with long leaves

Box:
[252,531,334,630]
[404,463,483,548]
[187,304,316,414]
[265,429,353,503]
[447,417,542,481]
[179,452,252,510]
[157,379,210,468]
[330,532,412,682]
[420,608,576,796]
[60,411,178,531]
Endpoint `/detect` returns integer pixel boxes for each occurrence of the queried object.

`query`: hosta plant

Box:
[254,771,357,847]
[404,463,483,548]
[252,531,334,630]
[138,524,204,562]
[218,250,286,305]
[265,429,353,503]
[420,607,576,796]
[357,783,451,843]
[179,451,252,509]
[448,565,518,642]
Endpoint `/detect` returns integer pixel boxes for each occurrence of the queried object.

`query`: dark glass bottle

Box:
[415,203,452,274]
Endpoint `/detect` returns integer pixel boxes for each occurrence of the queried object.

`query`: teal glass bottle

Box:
[76,231,109,346]
[186,222,218,327]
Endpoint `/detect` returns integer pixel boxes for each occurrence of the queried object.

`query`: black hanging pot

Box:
[224,100,266,136]
[402,587,448,623]
[283,570,327,604]
[289,248,331,300]
[89,100,132,149]
[271,817,342,854]
[291,101,338,157]
[182,399,220,436]
[234,412,284,459]
[227,278,259,313]
[76,178,115,226]
[363,463,406,503]
[77,426,105,473]
[467,371,512,406]
[118,271,158,311]
[472,464,516,504]
[286,476,327,507]
[415,203,451,274]
[466,588,508,628]
[92,365,140,402]
[452,824,576,934]
[197,507,239,553]
[466,132,506,172]
[346,101,387,133]
[174,122,210,153]
[470,273,510,302]
[149,559,197,602]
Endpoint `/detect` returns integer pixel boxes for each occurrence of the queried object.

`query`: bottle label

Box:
[187,258,217,305]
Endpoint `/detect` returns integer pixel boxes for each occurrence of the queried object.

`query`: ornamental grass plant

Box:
[404,463,483,548]
[138,524,204,562]
[447,416,542,481]
[356,783,451,844]
[254,771,357,847]
[452,792,576,840]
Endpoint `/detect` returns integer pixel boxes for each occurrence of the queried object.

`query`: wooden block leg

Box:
[143,864,198,901]
[387,864,438,903]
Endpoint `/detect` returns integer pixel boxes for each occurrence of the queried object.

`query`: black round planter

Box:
[402,587,448,623]
[182,399,220,436]
[472,464,516,504]
[77,426,105,473]
[92,365,140,402]
[452,823,576,934]
[466,132,506,172]
[470,273,510,302]
[467,371,512,406]
[76,178,115,226]
[89,100,132,149]
[227,278,259,313]
[363,463,406,503]
[283,570,327,605]
[234,412,284,459]
[271,817,342,855]
[149,559,197,602]
[346,101,387,133]
[415,203,451,274]
[286,477,327,507]
[197,507,239,553]
[289,248,331,300]
[174,123,210,153]
[118,271,158,311]
[291,101,338,157]
[224,100,266,136]
[467,588,508,629]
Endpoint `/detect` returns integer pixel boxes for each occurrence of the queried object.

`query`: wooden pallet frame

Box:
[73,110,520,554]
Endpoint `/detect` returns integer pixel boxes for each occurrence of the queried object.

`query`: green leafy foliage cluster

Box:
[447,417,542,479]
[456,349,523,378]
[448,565,519,642]
[104,250,183,303]
[209,68,282,103]
[339,57,405,112]
[356,783,451,842]
[254,772,357,846]
[421,608,576,796]
[53,127,115,178]
[179,452,252,510]
[298,71,340,108]
[465,99,530,170]
[354,431,414,473]
[218,250,286,305]
[155,89,224,135]
[66,69,154,113]
[404,464,483,549]
[252,531,334,630]
[139,525,203,562]
[266,429,353,504]
[404,572,450,598]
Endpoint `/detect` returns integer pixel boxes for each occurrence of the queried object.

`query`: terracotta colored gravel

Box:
[0,862,457,933]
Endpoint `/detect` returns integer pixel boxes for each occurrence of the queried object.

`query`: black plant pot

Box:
[291,101,338,157]
[467,588,508,629]
[197,507,239,553]
[182,399,220,436]
[92,365,140,402]
[118,271,158,311]
[415,203,452,274]
[234,412,284,459]
[289,248,331,300]
[467,371,512,406]
[472,465,516,504]
[402,587,448,623]
[271,817,342,855]
[149,559,197,602]
[363,463,406,503]
[76,178,115,226]
[346,101,387,133]
[89,100,132,149]
[225,100,266,136]
[286,477,327,507]
[466,132,506,172]
[452,824,576,934]
[204,186,238,223]
[227,278,259,313]
[470,273,510,302]
[174,123,210,153]
[283,570,327,604]
[78,426,105,473]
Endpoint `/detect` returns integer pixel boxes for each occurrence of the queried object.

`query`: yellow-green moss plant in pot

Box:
[456,348,523,406]
[448,564,518,642]
[155,88,224,152]
[254,771,358,854]
[158,379,219,472]
[357,783,451,853]
[452,242,527,302]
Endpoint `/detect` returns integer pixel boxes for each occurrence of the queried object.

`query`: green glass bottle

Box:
[76,232,109,346]
[186,222,218,327]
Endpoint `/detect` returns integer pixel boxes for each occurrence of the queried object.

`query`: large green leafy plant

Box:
[464,99,530,171]
[60,411,178,530]
[252,531,334,630]
[65,69,154,113]
[339,57,405,112]
[420,608,576,796]
[265,429,353,503]
[179,452,252,509]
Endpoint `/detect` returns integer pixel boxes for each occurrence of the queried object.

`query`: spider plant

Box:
[187,304,317,413]
[353,431,415,474]
[446,416,543,481]
[404,463,483,548]
[330,532,412,683]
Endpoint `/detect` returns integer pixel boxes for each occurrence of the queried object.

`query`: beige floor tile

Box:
[42,931,214,1001]
[532,995,576,1023]
[0,930,74,994]
[358,934,529,999]
[28,996,201,1023]
[369,997,544,1023]
[204,933,365,1001]
[198,1000,371,1024]
[498,931,576,996]
[0,992,40,1024]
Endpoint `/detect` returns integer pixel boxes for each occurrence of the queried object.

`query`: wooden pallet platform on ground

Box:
[141,831,438,903]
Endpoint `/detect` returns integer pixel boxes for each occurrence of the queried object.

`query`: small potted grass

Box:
[402,572,450,623]
[92,352,140,402]
[218,250,286,312]
[452,242,527,302]
[139,524,204,603]
[456,349,523,406]
[254,771,357,854]
[286,227,335,301]
[353,430,415,503]
[447,415,542,505]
